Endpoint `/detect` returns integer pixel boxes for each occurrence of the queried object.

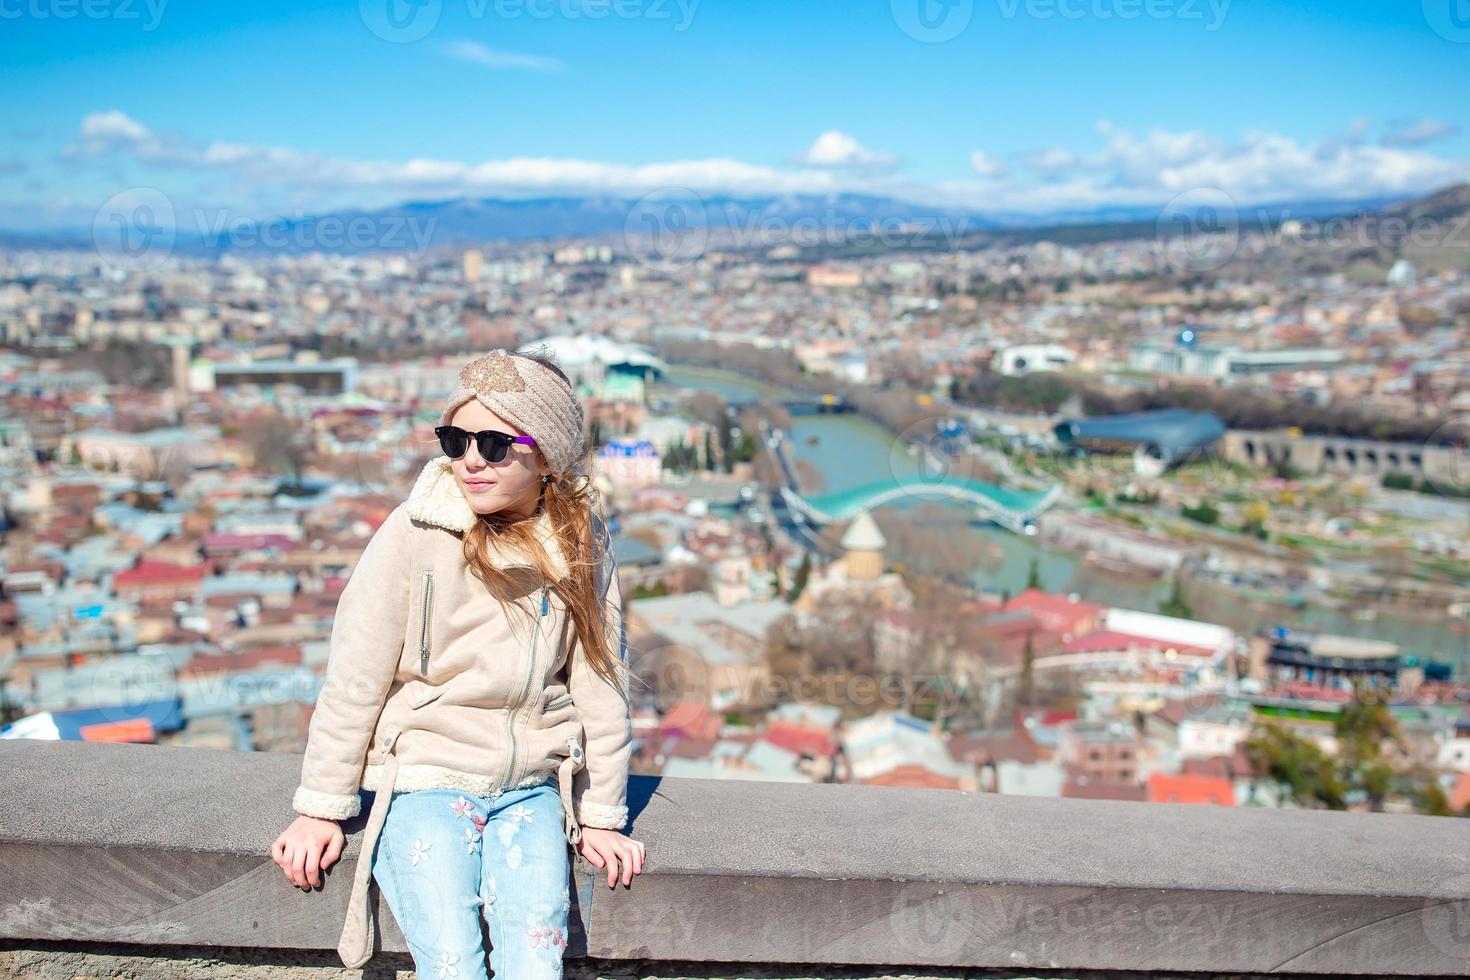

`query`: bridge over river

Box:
[780,474,1061,534]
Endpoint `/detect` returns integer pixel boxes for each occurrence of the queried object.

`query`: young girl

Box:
[272,349,645,977]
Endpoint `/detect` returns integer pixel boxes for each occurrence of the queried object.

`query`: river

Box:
[663,364,1468,673]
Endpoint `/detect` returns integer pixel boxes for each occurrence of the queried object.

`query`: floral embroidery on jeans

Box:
[525,919,568,951]
[409,838,432,865]
[450,796,475,819]
[462,825,481,855]
[432,950,461,978]
[481,876,498,917]
[470,812,486,833]
[505,802,535,826]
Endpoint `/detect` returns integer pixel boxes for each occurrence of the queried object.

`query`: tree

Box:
[241,409,310,488]
[787,552,811,602]
[1160,575,1193,619]
[1244,722,1346,809]
[1245,684,1464,816]
[1018,632,1036,709]
[1181,501,1220,525]
[1334,684,1401,812]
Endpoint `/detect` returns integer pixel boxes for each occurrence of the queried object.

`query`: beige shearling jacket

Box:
[291,457,632,967]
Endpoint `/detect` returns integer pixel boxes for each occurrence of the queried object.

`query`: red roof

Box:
[115,559,205,587]
[182,645,302,675]
[1065,629,1215,657]
[1148,772,1236,805]
[1450,772,1470,814]
[1002,589,1105,634]
[79,718,155,743]
[658,700,722,742]
[202,533,297,553]
[762,721,836,758]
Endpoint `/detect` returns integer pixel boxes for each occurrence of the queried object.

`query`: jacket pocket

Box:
[544,691,574,711]
[410,682,446,710]
[416,569,434,675]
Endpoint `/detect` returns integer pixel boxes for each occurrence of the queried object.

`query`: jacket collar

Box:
[404,457,569,579]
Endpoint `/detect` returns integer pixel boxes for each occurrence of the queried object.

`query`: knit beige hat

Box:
[439,349,587,474]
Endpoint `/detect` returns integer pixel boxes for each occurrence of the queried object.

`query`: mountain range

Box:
[2,186,1464,258]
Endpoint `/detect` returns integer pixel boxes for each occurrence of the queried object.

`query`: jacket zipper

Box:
[418,569,434,675]
[500,584,548,792]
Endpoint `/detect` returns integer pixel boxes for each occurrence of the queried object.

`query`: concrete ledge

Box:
[1,739,1468,976]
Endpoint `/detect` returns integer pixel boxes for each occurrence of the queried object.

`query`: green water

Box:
[663,365,1468,671]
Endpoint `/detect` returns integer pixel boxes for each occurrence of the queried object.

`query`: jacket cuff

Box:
[576,799,629,830]
[293,785,361,820]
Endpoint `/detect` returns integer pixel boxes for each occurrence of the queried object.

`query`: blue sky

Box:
[2,0,1468,227]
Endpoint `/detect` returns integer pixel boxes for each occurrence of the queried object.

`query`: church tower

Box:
[840,509,885,582]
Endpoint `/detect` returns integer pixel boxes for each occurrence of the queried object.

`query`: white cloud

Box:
[787,130,901,170]
[968,150,1007,178]
[79,110,149,142]
[443,40,564,72]
[59,112,1470,217]
[1382,118,1459,147]
[1023,146,1085,176]
[996,120,1470,208]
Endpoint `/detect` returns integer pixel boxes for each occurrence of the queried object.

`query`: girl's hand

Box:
[576,827,645,888]
[272,815,346,890]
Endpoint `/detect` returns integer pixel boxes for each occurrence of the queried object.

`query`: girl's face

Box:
[447,400,551,522]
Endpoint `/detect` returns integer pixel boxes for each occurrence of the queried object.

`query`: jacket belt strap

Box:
[336,728,401,969]
[556,733,586,850]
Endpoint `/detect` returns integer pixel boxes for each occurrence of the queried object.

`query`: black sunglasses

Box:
[434,425,538,463]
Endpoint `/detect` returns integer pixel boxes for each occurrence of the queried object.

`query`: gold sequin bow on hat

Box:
[439,349,587,474]
[459,350,528,393]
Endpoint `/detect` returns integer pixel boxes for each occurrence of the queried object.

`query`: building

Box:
[192,357,357,395]
[518,334,667,386]
[806,266,863,289]
[793,509,914,614]
[1038,512,1202,575]
[1057,718,1140,785]
[631,590,788,711]
[991,344,1077,377]
[1053,409,1226,476]
[112,559,206,604]
[1220,429,1468,488]
[1250,628,1403,688]
[1177,700,1253,760]
[842,710,975,789]
[597,439,661,489]
[1130,340,1344,379]
[462,249,483,283]
[1147,772,1235,805]
[70,426,225,479]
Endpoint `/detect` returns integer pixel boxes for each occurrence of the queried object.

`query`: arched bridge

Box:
[780,476,1061,534]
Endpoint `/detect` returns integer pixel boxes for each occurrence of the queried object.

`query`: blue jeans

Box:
[369,782,571,979]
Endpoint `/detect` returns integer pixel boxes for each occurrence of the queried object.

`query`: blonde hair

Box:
[459,354,628,694]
